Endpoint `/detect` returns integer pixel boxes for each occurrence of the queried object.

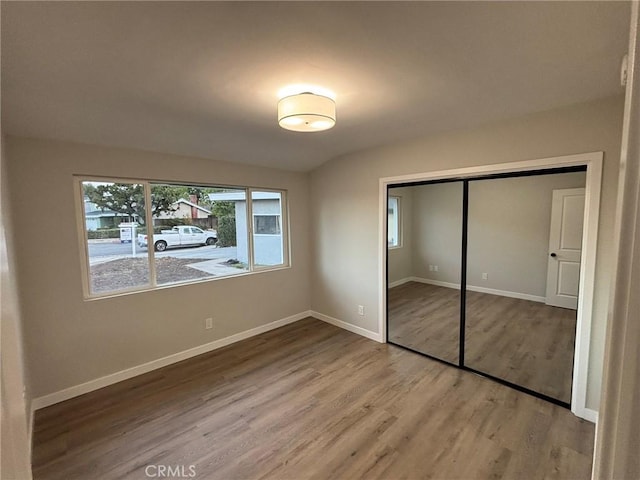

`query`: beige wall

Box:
[5,136,311,398]
[1,137,33,479]
[311,95,625,410]
[409,182,464,284]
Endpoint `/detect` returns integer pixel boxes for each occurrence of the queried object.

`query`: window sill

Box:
[83,264,291,301]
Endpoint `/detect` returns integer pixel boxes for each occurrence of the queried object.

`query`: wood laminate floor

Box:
[32,318,593,480]
[388,282,576,404]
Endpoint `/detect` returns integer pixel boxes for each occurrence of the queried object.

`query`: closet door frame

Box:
[381,152,603,421]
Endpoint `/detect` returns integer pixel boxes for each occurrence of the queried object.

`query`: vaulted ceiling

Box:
[1,1,631,171]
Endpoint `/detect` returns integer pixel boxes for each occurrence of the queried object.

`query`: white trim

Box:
[409,277,459,289]
[379,151,603,421]
[32,311,312,410]
[311,311,383,343]
[571,158,602,418]
[381,152,601,185]
[579,407,599,424]
[246,187,256,272]
[28,404,34,463]
[82,264,292,302]
[74,177,93,299]
[388,277,412,288]
[468,285,545,303]
[401,276,546,303]
[379,180,388,344]
[593,4,640,476]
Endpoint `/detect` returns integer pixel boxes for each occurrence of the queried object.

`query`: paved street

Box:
[87,241,238,265]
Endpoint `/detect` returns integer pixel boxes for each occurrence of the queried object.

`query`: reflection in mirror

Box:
[387,182,463,364]
[465,171,586,403]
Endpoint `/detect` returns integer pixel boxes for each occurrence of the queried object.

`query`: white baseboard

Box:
[409,277,459,289]
[311,310,383,343]
[408,277,545,303]
[28,401,34,463]
[576,407,599,423]
[388,277,412,288]
[32,311,312,410]
[467,285,545,303]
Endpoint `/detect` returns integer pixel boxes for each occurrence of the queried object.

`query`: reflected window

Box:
[388,196,401,247]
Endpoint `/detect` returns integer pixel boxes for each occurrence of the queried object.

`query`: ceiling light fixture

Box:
[278,92,336,132]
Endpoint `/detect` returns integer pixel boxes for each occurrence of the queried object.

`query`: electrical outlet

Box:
[434,265,439,272]
[358,305,365,316]
[482,273,488,280]
[205,318,213,330]
[429,265,434,271]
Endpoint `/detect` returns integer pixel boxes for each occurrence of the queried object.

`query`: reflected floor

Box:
[388,282,576,404]
[388,281,461,363]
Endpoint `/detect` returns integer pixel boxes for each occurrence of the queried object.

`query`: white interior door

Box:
[545,188,585,309]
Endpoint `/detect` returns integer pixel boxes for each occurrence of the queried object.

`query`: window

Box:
[388,196,401,248]
[80,180,150,295]
[78,178,289,298]
[254,215,281,235]
[152,184,250,287]
[251,191,285,267]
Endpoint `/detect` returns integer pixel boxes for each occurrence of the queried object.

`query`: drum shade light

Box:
[278,92,336,132]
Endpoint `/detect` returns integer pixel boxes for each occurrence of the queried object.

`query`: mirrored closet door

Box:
[464,171,586,404]
[387,182,463,365]
[386,166,587,407]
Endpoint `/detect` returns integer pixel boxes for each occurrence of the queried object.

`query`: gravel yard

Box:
[90,257,211,293]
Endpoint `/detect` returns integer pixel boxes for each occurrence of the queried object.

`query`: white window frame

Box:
[387,196,402,249]
[247,189,289,272]
[75,176,290,299]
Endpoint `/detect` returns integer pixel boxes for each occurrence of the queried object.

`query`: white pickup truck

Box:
[138,226,217,252]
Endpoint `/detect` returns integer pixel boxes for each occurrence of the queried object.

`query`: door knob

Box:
[550,253,557,258]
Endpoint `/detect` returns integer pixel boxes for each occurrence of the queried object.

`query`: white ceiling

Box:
[1,2,630,171]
